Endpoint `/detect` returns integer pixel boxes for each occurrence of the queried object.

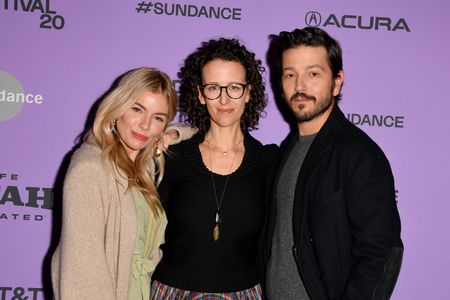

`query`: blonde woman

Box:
[51,67,190,299]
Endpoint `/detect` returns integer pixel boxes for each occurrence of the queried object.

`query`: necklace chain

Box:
[206,139,239,241]
[205,138,242,156]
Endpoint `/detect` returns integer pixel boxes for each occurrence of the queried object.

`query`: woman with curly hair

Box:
[151,38,279,299]
[51,67,192,300]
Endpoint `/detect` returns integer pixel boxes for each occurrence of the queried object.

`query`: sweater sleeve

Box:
[165,123,197,145]
[51,157,117,300]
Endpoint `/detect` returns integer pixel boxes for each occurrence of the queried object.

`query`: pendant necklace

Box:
[206,139,239,241]
[206,138,242,156]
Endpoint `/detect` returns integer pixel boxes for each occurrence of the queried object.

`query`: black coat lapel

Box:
[292,105,346,242]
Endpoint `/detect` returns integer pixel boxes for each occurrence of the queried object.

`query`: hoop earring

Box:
[153,136,162,157]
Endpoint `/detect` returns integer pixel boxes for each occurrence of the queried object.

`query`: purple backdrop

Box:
[1,1,450,299]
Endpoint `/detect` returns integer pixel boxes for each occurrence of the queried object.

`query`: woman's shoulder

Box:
[71,142,102,167]
[245,132,279,156]
[261,143,279,163]
[262,142,279,153]
[241,133,279,175]
[66,142,109,182]
[167,132,202,155]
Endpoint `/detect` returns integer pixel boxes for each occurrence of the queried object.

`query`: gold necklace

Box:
[205,138,242,156]
[206,140,239,241]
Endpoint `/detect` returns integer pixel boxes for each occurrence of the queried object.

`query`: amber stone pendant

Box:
[213,211,221,241]
[213,224,220,241]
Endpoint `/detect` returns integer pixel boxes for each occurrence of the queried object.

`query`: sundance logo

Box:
[305,11,410,32]
[0,71,45,122]
[346,113,405,128]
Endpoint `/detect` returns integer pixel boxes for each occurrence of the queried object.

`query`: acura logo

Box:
[305,11,321,27]
[304,11,410,32]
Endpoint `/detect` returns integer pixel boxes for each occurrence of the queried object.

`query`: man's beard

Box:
[289,90,334,123]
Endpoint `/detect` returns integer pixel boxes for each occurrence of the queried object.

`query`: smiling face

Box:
[198,59,251,131]
[116,90,169,161]
[281,46,344,134]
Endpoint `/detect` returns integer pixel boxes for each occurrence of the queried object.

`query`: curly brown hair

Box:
[178,38,267,133]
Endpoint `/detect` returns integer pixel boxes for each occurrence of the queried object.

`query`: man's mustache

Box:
[289,92,316,103]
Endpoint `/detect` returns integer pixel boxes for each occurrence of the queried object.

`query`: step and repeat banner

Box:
[1,1,449,299]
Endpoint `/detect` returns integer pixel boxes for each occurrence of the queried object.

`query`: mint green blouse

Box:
[128,188,167,300]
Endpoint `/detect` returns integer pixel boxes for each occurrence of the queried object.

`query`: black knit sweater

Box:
[152,132,278,292]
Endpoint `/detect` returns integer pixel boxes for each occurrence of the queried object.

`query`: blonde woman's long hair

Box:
[91,67,177,216]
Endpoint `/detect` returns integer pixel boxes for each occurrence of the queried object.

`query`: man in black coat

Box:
[264,27,403,300]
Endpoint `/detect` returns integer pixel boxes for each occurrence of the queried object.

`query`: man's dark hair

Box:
[277,27,344,102]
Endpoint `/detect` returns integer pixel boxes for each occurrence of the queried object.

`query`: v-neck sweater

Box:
[153,132,278,292]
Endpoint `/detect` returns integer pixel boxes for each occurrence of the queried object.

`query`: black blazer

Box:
[264,105,403,300]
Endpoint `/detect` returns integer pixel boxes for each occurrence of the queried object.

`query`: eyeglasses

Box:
[199,83,248,100]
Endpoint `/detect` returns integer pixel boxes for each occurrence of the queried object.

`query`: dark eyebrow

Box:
[306,64,325,71]
[282,66,295,72]
[282,64,326,72]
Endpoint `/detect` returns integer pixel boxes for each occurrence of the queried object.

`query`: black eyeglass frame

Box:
[199,83,249,100]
